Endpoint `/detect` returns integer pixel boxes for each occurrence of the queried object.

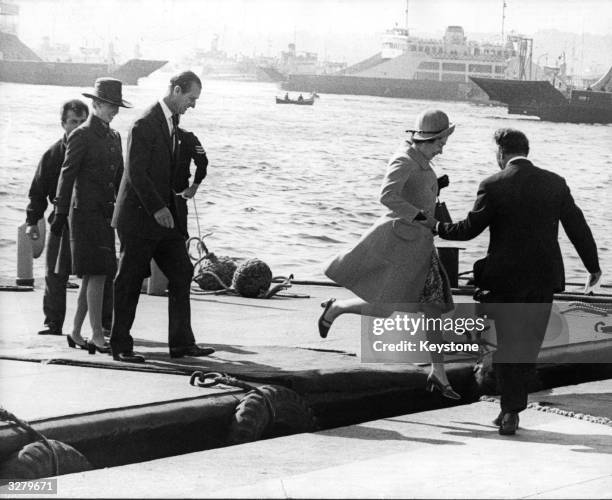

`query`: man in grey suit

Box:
[434,128,601,435]
[110,71,215,363]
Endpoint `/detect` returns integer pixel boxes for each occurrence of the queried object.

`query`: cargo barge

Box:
[471,69,612,123]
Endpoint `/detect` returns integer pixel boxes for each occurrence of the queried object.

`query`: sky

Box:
[13,0,612,62]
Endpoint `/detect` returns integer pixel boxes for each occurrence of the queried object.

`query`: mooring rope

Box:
[189,371,277,421]
[561,301,612,316]
[0,407,59,475]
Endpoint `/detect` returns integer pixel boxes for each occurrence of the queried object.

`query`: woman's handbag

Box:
[434,198,452,223]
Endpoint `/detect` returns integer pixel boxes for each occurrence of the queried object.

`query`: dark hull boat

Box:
[0,32,167,87]
[0,58,168,86]
[471,76,612,124]
[275,96,314,105]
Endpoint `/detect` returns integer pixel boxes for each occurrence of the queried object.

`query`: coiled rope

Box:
[561,301,612,316]
[0,407,58,476]
[189,371,276,421]
[186,199,303,298]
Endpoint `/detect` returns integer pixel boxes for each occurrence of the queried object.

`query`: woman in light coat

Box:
[320,109,459,399]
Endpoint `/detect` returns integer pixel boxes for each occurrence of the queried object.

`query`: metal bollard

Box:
[16,219,46,286]
[147,260,168,296]
[16,223,34,286]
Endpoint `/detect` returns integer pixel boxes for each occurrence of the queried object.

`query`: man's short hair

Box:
[494,128,529,156]
[61,99,89,123]
[169,71,202,93]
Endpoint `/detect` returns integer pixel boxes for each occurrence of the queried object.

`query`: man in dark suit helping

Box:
[433,128,601,435]
[110,71,215,363]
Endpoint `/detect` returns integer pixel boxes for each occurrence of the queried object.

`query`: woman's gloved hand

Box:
[50,213,67,236]
[437,175,449,194]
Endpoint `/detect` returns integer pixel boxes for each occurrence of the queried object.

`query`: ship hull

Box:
[281,74,489,102]
[0,58,167,86]
[471,77,612,124]
[508,103,612,124]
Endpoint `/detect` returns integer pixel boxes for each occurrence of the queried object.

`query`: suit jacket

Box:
[173,128,208,192]
[55,114,123,219]
[438,158,600,293]
[26,136,67,225]
[112,102,183,239]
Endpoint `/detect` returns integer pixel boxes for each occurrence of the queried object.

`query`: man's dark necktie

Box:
[171,114,179,151]
[171,114,180,167]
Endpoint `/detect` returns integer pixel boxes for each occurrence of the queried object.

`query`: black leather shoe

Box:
[318,298,336,339]
[112,351,145,363]
[493,411,520,427]
[499,412,519,435]
[170,344,215,358]
[426,373,461,400]
[38,326,62,336]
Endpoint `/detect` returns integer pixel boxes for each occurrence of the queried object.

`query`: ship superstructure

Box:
[282,1,545,102]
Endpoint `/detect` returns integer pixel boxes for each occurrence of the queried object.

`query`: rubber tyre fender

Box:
[227,385,317,445]
[0,440,91,483]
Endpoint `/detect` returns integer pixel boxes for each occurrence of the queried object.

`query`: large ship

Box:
[257,43,347,83]
[471,65,612,123]
[0,2,167,86]
[282,1,544,102]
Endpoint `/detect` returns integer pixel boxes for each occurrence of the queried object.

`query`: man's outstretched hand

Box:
[25,224,40,240]
[584,270,602,293]
[180,183,200,199]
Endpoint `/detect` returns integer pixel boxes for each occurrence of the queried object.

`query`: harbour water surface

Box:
[0,76,610,284]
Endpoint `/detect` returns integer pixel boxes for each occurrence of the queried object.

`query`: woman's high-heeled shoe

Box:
[426,373,461,400]
[318,298,336,339]
[87,341,110,355]
[67,335,89,350]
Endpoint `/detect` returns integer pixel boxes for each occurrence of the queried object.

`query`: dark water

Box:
[0,76,610,285]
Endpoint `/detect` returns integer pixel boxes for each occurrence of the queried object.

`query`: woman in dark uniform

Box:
[52,78,130,353]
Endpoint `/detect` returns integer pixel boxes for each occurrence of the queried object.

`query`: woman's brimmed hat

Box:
[82,77,131,108]
[406,109,455,141]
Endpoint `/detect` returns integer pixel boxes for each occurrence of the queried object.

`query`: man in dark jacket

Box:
[173,127,208,238]
[25,100,113,336]
[110,71,215,363]
[435,128,601,435]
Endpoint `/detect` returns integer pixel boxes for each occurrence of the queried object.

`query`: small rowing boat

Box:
[275,96,315,106]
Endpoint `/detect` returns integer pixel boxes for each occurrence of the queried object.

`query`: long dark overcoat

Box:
[325,143,438,305]
[54,114,123,276]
